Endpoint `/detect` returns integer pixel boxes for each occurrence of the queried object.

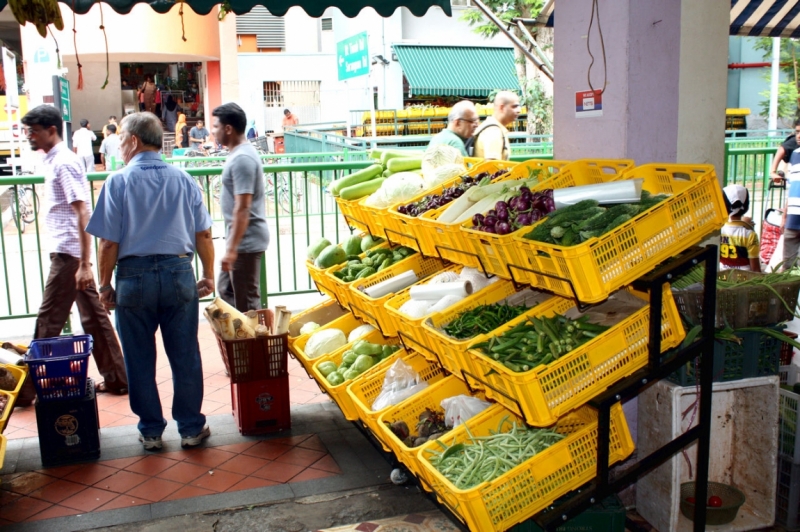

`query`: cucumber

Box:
[380,150,421,167]
[330,164,382,196]
[387,157,422,173]
[382,169,393,177]
[339,178,386,201]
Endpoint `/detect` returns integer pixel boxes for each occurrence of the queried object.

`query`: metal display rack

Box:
[349,245,717,532]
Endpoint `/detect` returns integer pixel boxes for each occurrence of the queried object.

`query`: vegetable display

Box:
[397,169,510,218]
[438,178,543,225]
[523,192,668,246]
[386,408,449,448]
[443,303,531,340]
[470,315,610,373]
[472,187,556,235]
[320,341,400,386]
[305,329,347,359]
[307,234,384,269]
[332,246,416,283]
[428,418,564,489]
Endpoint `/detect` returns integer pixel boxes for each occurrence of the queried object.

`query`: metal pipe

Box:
[513,18,554,73]
[470,0,554,82]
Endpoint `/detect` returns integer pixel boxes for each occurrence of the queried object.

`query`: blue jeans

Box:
[114,254,206,438]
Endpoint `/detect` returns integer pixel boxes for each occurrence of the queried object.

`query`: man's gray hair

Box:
[448,100,476,121]
[121,112,162,148]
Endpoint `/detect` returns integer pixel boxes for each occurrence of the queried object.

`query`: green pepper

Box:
[377,258,392,271]
[326,371,344,386]
[353,340,382,356]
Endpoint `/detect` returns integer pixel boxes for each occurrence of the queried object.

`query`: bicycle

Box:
[8,184,39,233]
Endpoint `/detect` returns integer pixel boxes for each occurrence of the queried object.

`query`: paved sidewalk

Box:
[0,402,396,531]
[4,323,329,441]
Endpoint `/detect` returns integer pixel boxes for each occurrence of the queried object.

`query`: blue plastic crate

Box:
[26,335,92,402]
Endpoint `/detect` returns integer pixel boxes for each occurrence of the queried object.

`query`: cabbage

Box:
[364,172,425,209]
[422,145,464,177]
[423,163,467,189]
[299,322,320,335]
[348,324,376,342]
[305,328,347,359]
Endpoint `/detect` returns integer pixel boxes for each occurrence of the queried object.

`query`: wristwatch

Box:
[98,285,113,293]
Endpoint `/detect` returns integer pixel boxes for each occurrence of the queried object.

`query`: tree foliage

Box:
[754,38,800,118]
[460,0,544,37]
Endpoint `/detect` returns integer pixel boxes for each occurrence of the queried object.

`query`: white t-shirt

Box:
[72,128,96,157]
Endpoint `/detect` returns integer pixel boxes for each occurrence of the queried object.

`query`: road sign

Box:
[59,77,71,122]
[337,32,369,81]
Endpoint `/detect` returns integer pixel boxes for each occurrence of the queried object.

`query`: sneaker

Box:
[139,433,163,451]
[181,425,211,448]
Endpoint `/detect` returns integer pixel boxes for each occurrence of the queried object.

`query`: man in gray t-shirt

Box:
[212,103,270,312]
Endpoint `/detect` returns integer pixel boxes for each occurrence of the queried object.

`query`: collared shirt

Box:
[427,129,468,157]
[72,128,96,157]
[99,134,121,170]
[43,142,92,258]
[86,151,212,259]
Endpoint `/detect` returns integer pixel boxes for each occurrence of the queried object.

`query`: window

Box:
[263,82,283,107]
[236,7,286,49]
[321,18,333,31]
[263,81,320,108]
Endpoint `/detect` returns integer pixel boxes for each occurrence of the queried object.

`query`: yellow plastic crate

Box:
[511,163,726,303]
[422,281,558,387]
[288,298,350,347]
[376,376,488,489]
[305,233,378,301]
[290,312,368,374]
[460,159,634,280]
[467,285,685,426]
[383,265,463,357]
[347,254,445,337]
[0,389,16,433]
[384,161,519,254]
[321,243,391,310]
[346,350,447,450]
[416,402,635,532]
[335,195,377,236]
[0,434,6,470]
[310,329,402,420]
[416,159,573,268]
[0,364,26,400]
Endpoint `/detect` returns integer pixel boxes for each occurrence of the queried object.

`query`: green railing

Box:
[723,143,785,233]
[0,161,372,320]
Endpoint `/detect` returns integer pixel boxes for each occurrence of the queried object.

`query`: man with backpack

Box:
[467,91,521,161]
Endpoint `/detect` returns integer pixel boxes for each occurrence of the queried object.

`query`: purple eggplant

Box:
[484,215,498,228]
[473,213,485,226]
[516,213,532,226]
[495,222,511,235]
[487,209,497,218]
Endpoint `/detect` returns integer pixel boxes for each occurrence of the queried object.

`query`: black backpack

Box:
[465,122,507,157]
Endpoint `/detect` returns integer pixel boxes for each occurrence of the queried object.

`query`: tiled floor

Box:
[0,433,339,525]
[4,324,329,440]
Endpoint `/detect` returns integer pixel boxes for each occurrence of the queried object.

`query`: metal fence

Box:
[0,160,374,321]
[722,143,785,235]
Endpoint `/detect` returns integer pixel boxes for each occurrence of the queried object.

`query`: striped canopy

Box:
[536,0,800,38]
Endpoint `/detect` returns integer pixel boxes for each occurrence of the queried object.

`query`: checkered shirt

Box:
[43,142,92,258]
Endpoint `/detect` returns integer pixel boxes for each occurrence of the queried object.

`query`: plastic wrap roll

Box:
[410,281,473,301]
[427,294,463,313]
[363,270,419,299]
[553,179,643,208]
[0,349,23,366]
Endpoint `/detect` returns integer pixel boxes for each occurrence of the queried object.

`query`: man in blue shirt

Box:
[782,141,800,269]
[87,112,216,451]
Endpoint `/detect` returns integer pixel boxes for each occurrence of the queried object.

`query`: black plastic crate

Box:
[510,495,625,532]
[35,378,100,467]
[668,329,782,386]
[777,455,800,531]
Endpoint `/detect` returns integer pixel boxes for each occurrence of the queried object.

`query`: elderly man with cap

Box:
[426,100,479,157]
[87,112,215,450]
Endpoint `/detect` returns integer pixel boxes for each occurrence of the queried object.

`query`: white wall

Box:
[62,60,123,133]
[284,7,321,53]
[238,53,352,134]
[400,6,509,47]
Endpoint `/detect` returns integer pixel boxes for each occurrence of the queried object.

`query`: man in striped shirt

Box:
[783,129,800,270]
[22,105,128,396]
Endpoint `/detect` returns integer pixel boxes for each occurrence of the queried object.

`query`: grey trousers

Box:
[218,251,263,312]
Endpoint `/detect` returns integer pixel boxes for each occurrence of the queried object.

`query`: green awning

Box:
[0,0,451,17]
[394,45,520,98]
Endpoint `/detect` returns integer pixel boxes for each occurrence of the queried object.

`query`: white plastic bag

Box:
[768,234,786,272]
[440,394,492,427]
[371,358,429,411]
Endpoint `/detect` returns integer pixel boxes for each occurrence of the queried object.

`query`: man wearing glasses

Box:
[425,100,479,157]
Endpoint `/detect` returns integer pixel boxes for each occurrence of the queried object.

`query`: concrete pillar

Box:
[218,12,240,104]
[553,0,728,174]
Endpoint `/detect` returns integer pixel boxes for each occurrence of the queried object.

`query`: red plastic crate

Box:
[782,331,798,366]
[230,377,291,436]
